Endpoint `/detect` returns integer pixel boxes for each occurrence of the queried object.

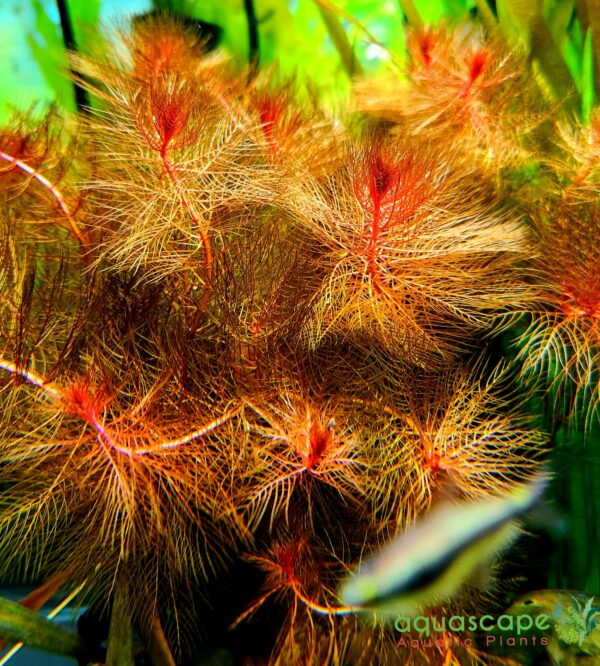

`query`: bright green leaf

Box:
[27,0,75,113]
[0,595,103,662]
[582,27,595,121]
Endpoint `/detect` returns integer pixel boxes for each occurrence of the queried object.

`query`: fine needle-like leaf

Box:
[0,144,89,259]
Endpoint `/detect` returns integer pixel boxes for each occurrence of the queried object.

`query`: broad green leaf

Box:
[496,0,522,40]
[71,0,102,55]
[500,0,579,106]
[411,0,469,23]
[544,0,581,91]
[582,27,595,121]
[564,17,584,85]
[503,0,544,26]
[544,0,575,43]
[398,0,424,28]
[586,0,600,98]
[530,14,580,105]
[315,0,364,75]
[27,0,75,113]
[0,595,103,662]
[473,0,498,29]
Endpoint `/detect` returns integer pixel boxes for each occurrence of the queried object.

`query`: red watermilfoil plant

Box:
[354,26,541,173]
[236,530,343,665]
[251,86,304,162]
[247,81,345,180]
[305,131,533,364]
[0,357,248,619]
[517,197,600,431]
[237,509,505,664]
[0,14,551,665]
[355,134,433,291]
[130,12,215,80]
[0,115,89,258]
[393,363,547,501]
[238,386,372,529]
[72,15,278,291]
[407,27,513,107]
[513,114,600,432]
[552,110,600,201]
[210,220,318,384]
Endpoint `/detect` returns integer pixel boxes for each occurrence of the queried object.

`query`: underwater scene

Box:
[1,0,600,664]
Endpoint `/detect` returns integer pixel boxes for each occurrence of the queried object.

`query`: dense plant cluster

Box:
[1,13,598,665]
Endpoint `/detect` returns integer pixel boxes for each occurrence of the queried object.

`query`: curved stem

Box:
[289,580,358,616]
[132,405,242,454]
[0,151,89,259]
[0,357,239,457]
[0,358,61,401]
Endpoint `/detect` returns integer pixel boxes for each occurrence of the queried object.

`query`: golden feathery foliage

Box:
[353,25,544,174]
[244,78,346,179]
[552,110,600,201]
[517,197,600,431]
[511,111,600,431]
[303,130,534,364]
[72,14,281,286]
[230,358,546,663]
[208,218,319,384]
[388,363,547,502]
[0,355,249,619]
[235,371,411,533]
[0,14,552,664]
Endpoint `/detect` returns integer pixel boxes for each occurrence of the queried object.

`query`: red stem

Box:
[159,144,213,330]
[0,150,90,263]
[367,199,383,292]
[0,357,239,457]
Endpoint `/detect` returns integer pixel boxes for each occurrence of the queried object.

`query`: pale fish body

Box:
[339,473,548,616]
[507,590,600,665]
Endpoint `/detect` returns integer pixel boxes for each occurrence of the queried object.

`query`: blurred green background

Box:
[0,0,401,122]
[3,0,596,122]
[0,0,600,120]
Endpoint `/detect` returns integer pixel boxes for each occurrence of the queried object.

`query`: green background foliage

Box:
[3,0,594,119]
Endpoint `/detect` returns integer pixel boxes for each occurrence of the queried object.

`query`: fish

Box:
[507,590,600,665]
[339,472,549,617]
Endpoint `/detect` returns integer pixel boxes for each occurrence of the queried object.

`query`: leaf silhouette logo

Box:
[555,592,600,647]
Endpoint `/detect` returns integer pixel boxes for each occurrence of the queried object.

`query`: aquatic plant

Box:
[2,2,600,664]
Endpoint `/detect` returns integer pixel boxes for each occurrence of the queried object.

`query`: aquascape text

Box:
[394,613,551,637]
